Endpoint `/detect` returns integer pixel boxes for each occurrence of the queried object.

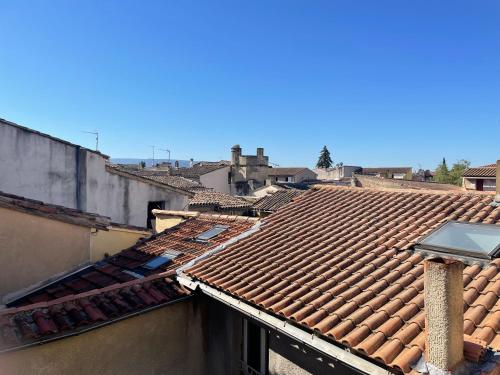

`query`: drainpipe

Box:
[424,258,464,373]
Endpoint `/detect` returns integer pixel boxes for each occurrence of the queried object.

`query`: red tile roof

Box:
[189,191,253,210]
[7,214,256,307]
[186,186,500,374]
[0,272,189,352]
[253,189,304,213]
[0,191,110,229]
[0,214,257,351]
[464,165,497,178]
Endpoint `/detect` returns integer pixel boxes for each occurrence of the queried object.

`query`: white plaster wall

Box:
[200,166,231,194]
[0,123,79,207]
[85,153,189,227]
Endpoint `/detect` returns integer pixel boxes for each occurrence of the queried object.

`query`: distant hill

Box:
[110,158,191,168]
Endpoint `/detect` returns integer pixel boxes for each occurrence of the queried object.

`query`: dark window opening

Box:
[476,179,484,191]
[147,201,165,229]
[242,319,268,375]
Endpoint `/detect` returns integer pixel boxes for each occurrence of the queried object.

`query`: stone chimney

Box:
[231,144,241,166]
[495,160,500,204]
[257,147,264,158]
[424,258,464,372]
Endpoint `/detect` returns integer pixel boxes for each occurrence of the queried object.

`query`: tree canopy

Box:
[316,146,333,169]
[433,158,470,186]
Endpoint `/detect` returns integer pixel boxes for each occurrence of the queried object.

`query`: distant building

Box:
[229,145,270,195]
[189,191,252,216]
[360,166,413,180]
[267,167,317,183]
[463,163,498,192]
[0,119,192,227]
[314,165,362,181]
[169,161,231,194]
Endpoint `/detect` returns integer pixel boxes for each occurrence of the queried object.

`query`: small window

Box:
[147,201,166,229]
[416,221,500,260]
[142,250,180,270]
[196,225,229,241]
[242,319,268,375]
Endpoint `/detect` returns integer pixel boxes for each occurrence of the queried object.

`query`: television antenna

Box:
[83,130,99,151]
[149,145,156,166]
[159,148,171,164]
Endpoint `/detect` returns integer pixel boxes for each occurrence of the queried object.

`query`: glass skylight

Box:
[416,221,500,260]
[196,225,229,241]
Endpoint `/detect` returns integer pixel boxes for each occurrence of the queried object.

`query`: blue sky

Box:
[1,1,499,169]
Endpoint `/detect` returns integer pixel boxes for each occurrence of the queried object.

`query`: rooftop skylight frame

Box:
[415,221,500,261]
[195,224,230,242]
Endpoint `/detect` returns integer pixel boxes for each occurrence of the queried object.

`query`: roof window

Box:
[415,221,500,262]
[142,250,181,270]
[195,225,229,241]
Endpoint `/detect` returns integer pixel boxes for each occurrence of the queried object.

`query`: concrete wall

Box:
[355,174,462,191]
[0,122,81,208]
[0,300,205,375]
[90,226,151,261]
[314,166,361,181]
[200,166,231,194]
[0,207,90,299]
[0,122,189,227]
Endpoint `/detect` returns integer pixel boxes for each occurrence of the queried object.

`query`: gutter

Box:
[177,274,393,375]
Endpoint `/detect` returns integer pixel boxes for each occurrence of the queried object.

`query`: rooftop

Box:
[186,186,500,374]
[170,162,230,180]
[464,164,497,178]
[189,191,253,210]
[253,189,304,213]
[0,191,110,230]
[127,170,205,191]
[361,167,413,174]
[0,213,257,351]
[268,167,311,176]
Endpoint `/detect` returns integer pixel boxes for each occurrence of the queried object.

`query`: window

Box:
[195,225,229,241]
[147,201,165,229]
[415,221,500,260]
[242,319,268,375]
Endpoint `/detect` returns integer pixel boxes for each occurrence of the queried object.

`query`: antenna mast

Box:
[83,130,99,151]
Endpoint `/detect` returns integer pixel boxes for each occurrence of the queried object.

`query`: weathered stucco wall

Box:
[90,226,150,261]
[0,300,205,375]
[0,123,81,208]
[0,122,189,227]
[200,166,231,194]
[0,207,90,299]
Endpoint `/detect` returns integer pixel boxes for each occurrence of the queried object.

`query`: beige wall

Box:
[200,166,231,194]
[0,300,205,375]
[0,207,91,299]
[90,227,150,261]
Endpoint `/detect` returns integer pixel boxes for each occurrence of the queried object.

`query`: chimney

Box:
[257,147,264,158]
[424,258,464,372]
[495,160,500,204]
[231,144,241,166]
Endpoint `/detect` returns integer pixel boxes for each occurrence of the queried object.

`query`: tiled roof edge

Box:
[0,271,177,316]
[0,191,110,229]
[197,213,260,223]
[0,118,109,158]
[311,184,495,196]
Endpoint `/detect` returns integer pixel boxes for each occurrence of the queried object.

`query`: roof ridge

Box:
[312,184,495,196]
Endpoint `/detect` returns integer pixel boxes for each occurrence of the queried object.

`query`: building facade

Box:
[230,145,270,195]
[0,119,191,227]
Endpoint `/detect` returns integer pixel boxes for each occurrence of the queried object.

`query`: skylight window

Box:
[416,221,500,260]
[196,225,229,241]
[141,250,181,270]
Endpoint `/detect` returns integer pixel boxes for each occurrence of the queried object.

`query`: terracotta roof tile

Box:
[186,186,500,373]
[253,189,304,213]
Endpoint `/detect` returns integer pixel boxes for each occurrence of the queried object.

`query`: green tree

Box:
[433,158,450,183]
[316,146,333,169]
[139,161,146,169]
[449,159,470,186]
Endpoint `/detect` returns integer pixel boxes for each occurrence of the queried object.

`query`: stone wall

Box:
[354,174,462,191]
